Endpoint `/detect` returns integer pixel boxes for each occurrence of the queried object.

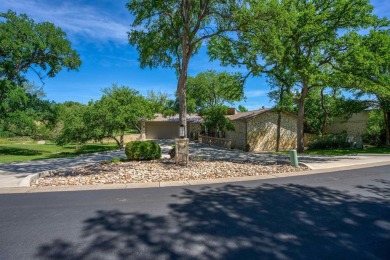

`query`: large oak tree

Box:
[0,10,81,137]
[127,0,241,137]
[209,0,380,152]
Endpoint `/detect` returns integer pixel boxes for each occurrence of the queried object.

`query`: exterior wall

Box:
[144,121,202,140]
[225,120,247,150]
[145,121,179,139]
[246,112,297,152]
[198,135,232,149]
[100,134,141,143]
[326,111,369,140]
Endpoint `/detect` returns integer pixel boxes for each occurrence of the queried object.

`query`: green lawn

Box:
[303,147,390,156]
[0,140,118,163]
[272,147,390,156]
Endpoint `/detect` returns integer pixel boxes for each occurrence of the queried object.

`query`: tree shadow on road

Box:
[36,183,390,259]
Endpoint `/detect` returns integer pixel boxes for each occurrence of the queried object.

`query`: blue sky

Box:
[1,0,389,111]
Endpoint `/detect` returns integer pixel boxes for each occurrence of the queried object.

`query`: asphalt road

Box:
[0,165,389,259]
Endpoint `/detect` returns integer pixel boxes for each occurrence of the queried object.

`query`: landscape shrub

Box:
[362,110,386,146]
[307,132,350,150]
[125,141,161,160]
[168,145,176,158]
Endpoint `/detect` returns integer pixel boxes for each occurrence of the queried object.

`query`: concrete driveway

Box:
[160,140,390,170]
[0,140,389,188]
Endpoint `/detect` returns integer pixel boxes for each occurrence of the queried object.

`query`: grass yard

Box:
[303,147,390,156]
[0,139,118,163]
[273,147,390,156]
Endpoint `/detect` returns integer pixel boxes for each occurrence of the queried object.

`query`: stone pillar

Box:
[175,138,189,166]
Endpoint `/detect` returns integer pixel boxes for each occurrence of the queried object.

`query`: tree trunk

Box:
[297,80,309,153]
[378,96,390,147]
[276,111,281,152]
[320,87,329,135]
[275,85,285,152]
[119,129,125,149]
[113,136,121,148]
[177,71,188,138]
[177,33,191,138]
[384,110,390,147]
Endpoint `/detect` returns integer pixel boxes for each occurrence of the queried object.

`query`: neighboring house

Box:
[140,114,203,140]
[325,111,370,141]
[225,108,298,152]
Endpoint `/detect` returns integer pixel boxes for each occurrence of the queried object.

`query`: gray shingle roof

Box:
[147,114,204,123]
[226,108,272,121]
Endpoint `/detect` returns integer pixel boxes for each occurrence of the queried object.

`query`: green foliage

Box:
[362,110,386,146]
[127,0,242,137]
[335,29,390,145]
[303,88,369,134]
[168,145,176,159]
[0,80,59,138]
[55,86,154,149]
[202,105,234,137]
[101,157,128,164]
[0,10,80,138]
[307,133,351,150]
[187,70,244,113]
[55,102,94,145]
[146,90,177,116]
[209,0,381,152]
[93,85,154,148]
[0,10,81,83]
[237,105,248,112]
[125,141,161,160]
[127,1,240,72]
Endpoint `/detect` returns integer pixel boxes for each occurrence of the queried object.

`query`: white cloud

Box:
[246,89,267,97]
[1,0,131,44]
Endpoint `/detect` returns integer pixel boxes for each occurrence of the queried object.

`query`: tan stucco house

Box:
[141,108,298,152]
[140,114,203,140]
[225,108,298,152]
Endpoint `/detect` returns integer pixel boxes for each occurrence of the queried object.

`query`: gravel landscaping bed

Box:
[31,158,309,187]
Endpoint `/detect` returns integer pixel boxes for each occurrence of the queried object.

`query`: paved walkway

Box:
[0,140,389,188]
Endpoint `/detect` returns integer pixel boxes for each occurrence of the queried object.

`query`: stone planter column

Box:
[175,138,189,166]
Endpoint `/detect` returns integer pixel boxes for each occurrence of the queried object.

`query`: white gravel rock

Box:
[32,158,309,187]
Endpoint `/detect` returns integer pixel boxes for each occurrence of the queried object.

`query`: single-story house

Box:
[225,108,297,152]
[141,108,298,152]
[140,114,203,140]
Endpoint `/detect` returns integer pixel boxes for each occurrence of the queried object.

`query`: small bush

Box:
[125,141,161,160]
[307,132,350,150]
[168,145,176,158]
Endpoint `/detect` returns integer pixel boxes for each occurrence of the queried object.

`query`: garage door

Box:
[145,122,179,139]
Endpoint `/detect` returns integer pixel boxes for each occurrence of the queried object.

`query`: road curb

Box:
[19,169,64,187]
[298,162,313,170]
[19,173,40,187]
